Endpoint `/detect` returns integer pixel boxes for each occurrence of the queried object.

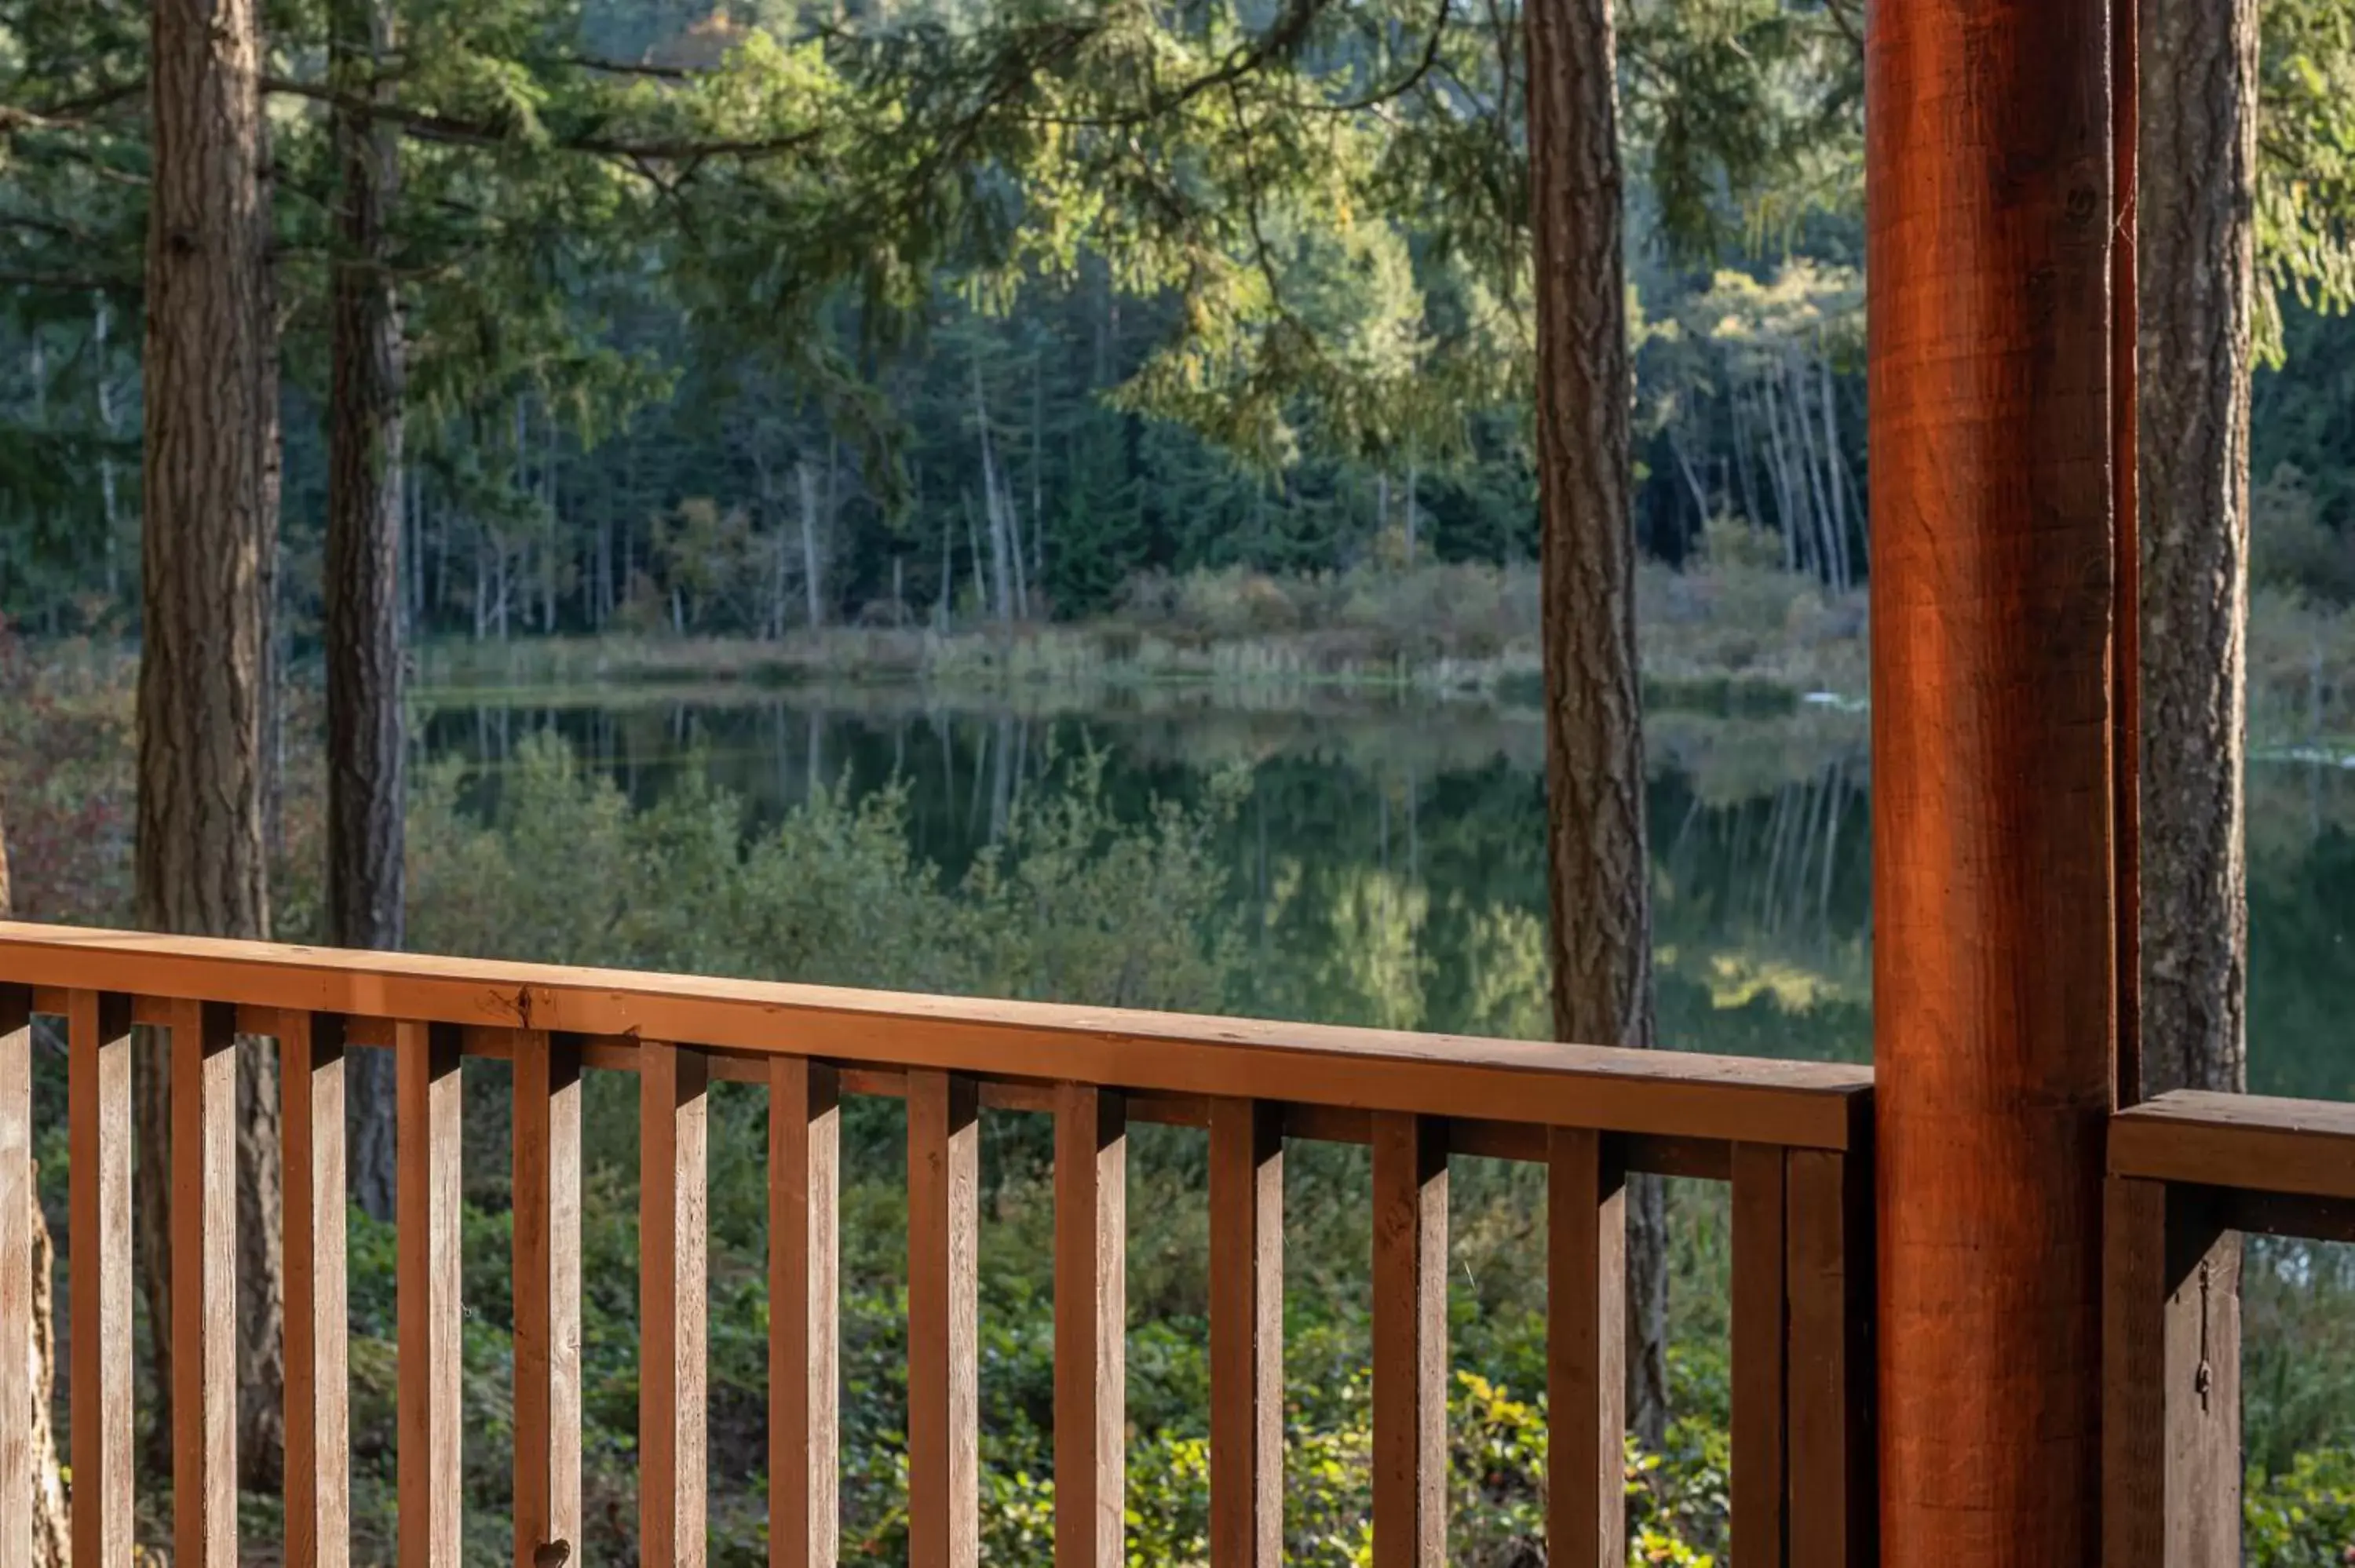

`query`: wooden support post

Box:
[1868,2,2123,1565]
[1730,1143,1787,1568]
[1785,1147,1873,1568]
[2101,1180,2240,1566]
[1546,1127,1624,1568]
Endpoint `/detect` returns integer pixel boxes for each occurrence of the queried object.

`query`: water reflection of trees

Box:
[418,693,2355,1085]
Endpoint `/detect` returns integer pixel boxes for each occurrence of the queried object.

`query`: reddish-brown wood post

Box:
[1868,2,2122,1565]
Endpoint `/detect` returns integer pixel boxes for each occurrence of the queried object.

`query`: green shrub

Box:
[2247,1446,2355,1566]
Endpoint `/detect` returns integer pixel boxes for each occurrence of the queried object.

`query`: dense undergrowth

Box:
[2,642,2352,1563]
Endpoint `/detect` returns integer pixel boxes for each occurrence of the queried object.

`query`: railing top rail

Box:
[2110,1088,2355,1202]
[0,921,1871,1150]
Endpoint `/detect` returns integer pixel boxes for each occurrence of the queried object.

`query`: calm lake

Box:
[418,684,2355,1099]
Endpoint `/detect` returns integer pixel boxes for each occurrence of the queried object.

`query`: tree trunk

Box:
[28,1150,65,1568]
[974,366,1013,625]
[93,294,126,600]
[1815,348,1852,594]
[1525,0,1668,1448]
[327,0,406,1226]
[2138,0,2257,1101]
[0,804,68,1567]
[1030,370,1046,597]
[139,0,282,1495]
[2136,0,2259,1526]
[938,509,955,629]
[1771,377,1799,572]
[797,459,824,629]
[1002,466,1029,622]
[1729,383,1765,535]
[1404,448,1419,567]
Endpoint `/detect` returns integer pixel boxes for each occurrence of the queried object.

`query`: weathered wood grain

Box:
[1371,1112,1446,1568]
[514,1030,582,1566]
[907,1070,979,1568]
[283,1012,351,1568]
[397,1020,462,1568]
[1054,1085,1126,1568]
[1546,1126,1623,1568]
[641,1042,710,1567]
[1208,1098,1282,1568]
[68,990,133,1567]
[170,997,237,1567]
[770,1057,840,1568]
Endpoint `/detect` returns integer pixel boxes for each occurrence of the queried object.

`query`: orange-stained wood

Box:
[170,997,238,1567]
[1053,1085,1126,1568]
[771,1057,841,1568]
[1207,1098,1282,1568]
[1546,1126,1624,1568]
[0,922,1871,1149]
[283,1012,352,1568]
[0,987,30,1563]
[1371,1112,1446,1568]
[1868,1,2121,1563]
[514,1030,582,1566]
[907,1070,980,1568]
[28,985,1814,1171]
[397,1020,462,1568]
[1730,1143,1787,1568]
[2111,0,2141,1109]
[641,1042,710,1567]
[68,990,133,1566]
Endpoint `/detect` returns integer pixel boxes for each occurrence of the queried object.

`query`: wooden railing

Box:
[2105,1088,2355,1564]
[0,921,1874,1566]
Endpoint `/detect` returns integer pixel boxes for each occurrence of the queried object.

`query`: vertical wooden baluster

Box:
[515,1031,582,1566]
[1785,1148,1871,1568]
[2102,1176,2166,1568]
[1371,1112,1446,1568]
[907,1070,979,1568]
[1053,1085,1126,1568]
[770,1057,839,1568]
[283,1012,350,1568]
[171,997,237,1567]
[2102,1178,2240,1567]
[1546,1126,1625,1568]
[69,990,133,1566]
[398,1020,462,1568]
[1731,1143,1788,1568]
[641,1042,709,1567]
[0,986,30,1564]
[1208,1098,1281,1568]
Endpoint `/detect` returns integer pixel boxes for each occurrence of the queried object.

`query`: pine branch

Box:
[0,79,146,134]
[260,77,829,162]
